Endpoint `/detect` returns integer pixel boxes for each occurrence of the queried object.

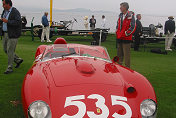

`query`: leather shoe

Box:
[4,69,13,74]
[15,59,23,68]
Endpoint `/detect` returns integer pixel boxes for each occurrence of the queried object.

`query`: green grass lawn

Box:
[0,34,176,118]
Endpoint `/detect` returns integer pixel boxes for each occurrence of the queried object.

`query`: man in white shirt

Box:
[101,15,106,29]
[123,13,127,20]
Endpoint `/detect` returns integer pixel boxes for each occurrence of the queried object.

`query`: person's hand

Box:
[1,18,8,23]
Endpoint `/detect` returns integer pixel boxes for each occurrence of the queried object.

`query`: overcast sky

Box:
[0,0,176,16]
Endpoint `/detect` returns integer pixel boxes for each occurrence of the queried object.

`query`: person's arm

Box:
[85,20,88,25]
[125,13,136,36]
[89,19,91,24]
[1,10,4,19]
[135,21,139,34]
[139,21,143,34]
[174,21,175,32]
[116,17,120,30]
[46,17,49,26]
[102,19,106,28]
[135,20,142,35]
[42,16,44,25]
[164,21,168,35]
[24,18,27,25]
[7,9,21,26]
[0,12,4,24]
[42,16,49,27]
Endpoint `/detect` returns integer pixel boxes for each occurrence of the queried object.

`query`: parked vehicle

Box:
[22,38,157,118]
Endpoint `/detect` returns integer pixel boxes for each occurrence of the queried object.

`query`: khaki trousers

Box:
[41,26,50,41]
[117,42,131,68]
[165,33,174,50]
[3,33,21,68]
[84,24,88,30]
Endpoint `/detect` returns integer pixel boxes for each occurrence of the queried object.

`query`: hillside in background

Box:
[7,6,115,13]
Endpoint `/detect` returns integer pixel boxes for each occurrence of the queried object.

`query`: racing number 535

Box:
[61,94,132,118]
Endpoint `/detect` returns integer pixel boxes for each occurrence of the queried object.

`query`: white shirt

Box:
[101,18,106,28]
[123,13,127,21]
[84,19,88,26]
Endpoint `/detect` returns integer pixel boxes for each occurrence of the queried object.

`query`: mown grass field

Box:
[0,34,176,118]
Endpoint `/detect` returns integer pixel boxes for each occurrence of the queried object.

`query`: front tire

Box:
[32,25,42,37]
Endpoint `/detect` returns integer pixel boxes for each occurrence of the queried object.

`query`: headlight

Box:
[28,101,51,118]
[140,99,157,117]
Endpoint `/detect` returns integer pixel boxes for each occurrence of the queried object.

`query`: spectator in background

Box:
[164,16,175,51]
[134,14,142,51]
[89,15,96,30]
[21,16,27,35]
[84,16,89,30]
[1,0,23,74]
[116,2,136,68]
[101,15,106,29]
[41,12,52,43]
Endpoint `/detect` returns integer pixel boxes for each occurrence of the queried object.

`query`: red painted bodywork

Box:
[54,38,67,44]
[22,44,157,118]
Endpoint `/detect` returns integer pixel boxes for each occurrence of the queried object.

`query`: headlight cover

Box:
[28,101,51,118]
[140,99,157,117]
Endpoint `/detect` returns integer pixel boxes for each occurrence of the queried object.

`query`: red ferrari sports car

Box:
[22,38,157,118]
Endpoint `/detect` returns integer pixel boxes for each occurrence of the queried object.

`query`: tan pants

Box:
[84,24,88,30]
[41,26,50,41]
[3,33,21,68]
[165,33,174,50]
[117,42,131,68]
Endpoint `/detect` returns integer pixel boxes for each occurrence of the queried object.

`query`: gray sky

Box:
[1,0,176,15]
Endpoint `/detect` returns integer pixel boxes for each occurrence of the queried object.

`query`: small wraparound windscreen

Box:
[41,44,111,61]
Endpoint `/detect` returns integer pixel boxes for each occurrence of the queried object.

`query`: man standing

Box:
[1,0,23,74]
[89,15,96,30]
[41,12,52,43]
[164,16,175,51]
[134,14,142,51]
[101,15,106,29]
[84,16,89,30]
[116,2,136,68]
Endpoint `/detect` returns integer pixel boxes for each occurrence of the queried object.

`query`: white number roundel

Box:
[61,94,132,118]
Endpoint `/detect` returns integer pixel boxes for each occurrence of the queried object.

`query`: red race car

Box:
[22,38,157,118]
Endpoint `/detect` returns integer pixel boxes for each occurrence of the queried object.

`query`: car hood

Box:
[48,57,124,87]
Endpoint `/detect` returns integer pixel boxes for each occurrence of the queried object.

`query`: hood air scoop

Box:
[76,61,95,74]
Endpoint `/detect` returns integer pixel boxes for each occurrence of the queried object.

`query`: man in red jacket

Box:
[116,2,136,68]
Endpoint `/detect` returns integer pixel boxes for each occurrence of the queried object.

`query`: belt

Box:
[4,31,8,33]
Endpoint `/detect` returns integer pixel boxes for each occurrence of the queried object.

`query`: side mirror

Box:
[112,56,119,63]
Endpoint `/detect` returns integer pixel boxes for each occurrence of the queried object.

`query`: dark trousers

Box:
[134,36,140,51]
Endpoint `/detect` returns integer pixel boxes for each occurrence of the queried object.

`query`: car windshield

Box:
[41,44,111,62]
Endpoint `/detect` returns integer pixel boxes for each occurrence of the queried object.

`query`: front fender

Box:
[22,64,50,117]
[35,45,47,59]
